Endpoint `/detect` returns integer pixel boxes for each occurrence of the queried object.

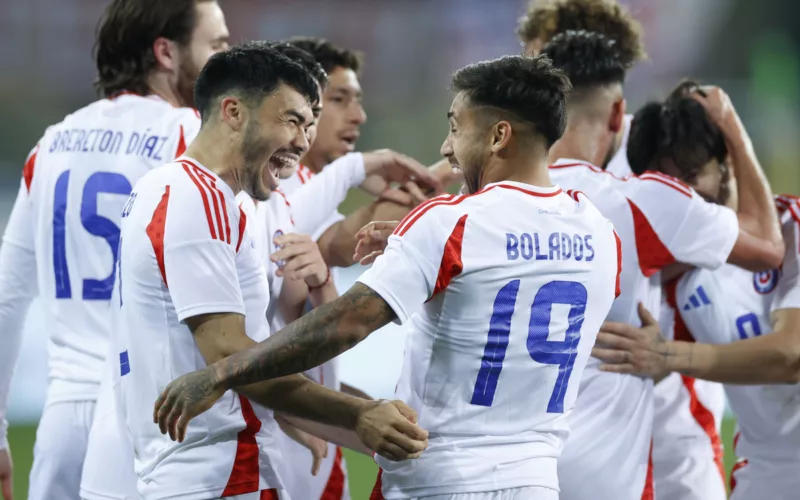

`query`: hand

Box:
[355,400,428,461]
[153,367,226,442]
[275,414,329,476]
[271,233,329,288]
[689,86,739,134]
[353,221,399,265]
[591,303,672,380]
[362,150,443,197]
[0,447,12,500]
[377,181,431,208]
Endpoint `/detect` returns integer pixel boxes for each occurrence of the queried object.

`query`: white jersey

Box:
[116,156,282,500]
[0,94,200,409]
[358,181,621,499]
[677,196,800,467]
[605,114,634,177]
[652,282,727,500]
[548,158,739,500]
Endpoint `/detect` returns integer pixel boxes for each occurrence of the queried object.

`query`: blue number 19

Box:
[52,170,132,300]
[471,280,588,413]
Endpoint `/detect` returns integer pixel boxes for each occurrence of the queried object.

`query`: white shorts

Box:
[730,457,800,500]
[412,487,558,500]
[29,399,96,500]
[213,490,282,500]
[80,373,140,500]
[652,373,727,500]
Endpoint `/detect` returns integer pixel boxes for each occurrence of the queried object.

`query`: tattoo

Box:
[212,283,396,389]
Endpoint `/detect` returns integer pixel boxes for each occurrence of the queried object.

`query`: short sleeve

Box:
[3,180,35,252]
[673,270,732,345]
[162,180,244,322]
[772,215,800,311]
[630,174,738,272]
[167,108,202,160]
[357,197,466,324]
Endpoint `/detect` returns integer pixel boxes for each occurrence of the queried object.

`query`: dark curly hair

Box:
[541,30,626,88]
[452,55,572,148]
[517,0,645,68]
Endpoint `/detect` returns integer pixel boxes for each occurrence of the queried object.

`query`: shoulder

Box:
[392,193,476,239]
[628,171,693,198]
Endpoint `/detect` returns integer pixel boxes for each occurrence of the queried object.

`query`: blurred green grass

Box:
[7,417,737,499]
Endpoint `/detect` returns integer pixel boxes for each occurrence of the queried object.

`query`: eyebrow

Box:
[287,109,308,125]
[329,86,362,97]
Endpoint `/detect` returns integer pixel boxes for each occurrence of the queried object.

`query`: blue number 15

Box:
[52,170,132,300]
[471,280,588,413]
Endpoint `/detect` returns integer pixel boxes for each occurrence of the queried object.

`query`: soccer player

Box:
[153,54,624,500]
[516,0,647,175]
[116,44,428,500]
[0,1,229,499]
[625,84,732,500]
[542,30,783,499]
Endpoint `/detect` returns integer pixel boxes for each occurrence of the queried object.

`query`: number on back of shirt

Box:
[52,170,132,300]
[471,279,587,413]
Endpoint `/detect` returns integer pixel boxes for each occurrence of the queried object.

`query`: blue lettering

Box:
[82,130,96,152]
[69,129,83,152]
[584,235,595,261]
[153,136,168,161]
[506,233,519,260]
[520,233,534,260]
[560,233,572,260]
[109,132,123,154]
[137,129,152,156]
[91,129,103,151]
[126,132,141,154]
[49,131,61,152]
[548,232,561,260]
[573,234,584,261]
[141,135,158,158]
[534,233,548,260]
[98,131,113,152]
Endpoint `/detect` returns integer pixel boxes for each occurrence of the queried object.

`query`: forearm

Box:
[308,278,338,309]
[318,203,379,267]
[341,382,373,400]
[278,413,372,455]
[238,374,367,430]
[372,200,412,223]
[666,335,800,384]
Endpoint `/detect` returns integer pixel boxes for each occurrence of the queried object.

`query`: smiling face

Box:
[440,92,489,194]
[302,66,366,170]
[240,83,314,201]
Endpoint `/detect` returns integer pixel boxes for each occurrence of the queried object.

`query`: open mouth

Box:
[339,132,359,151]
[448,159,461,172]
[268,153,300,187]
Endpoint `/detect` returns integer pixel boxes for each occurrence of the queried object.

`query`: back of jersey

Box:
[20,94,200,399]
[358,181,620,497]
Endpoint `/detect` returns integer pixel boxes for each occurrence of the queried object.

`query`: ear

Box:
[152,37,180,73]
[219,97,247,132]
[490,121,513,153]
[609,98,626,133]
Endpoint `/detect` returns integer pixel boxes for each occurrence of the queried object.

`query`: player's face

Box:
[304,66,366,167]
[241,84,313,201]
[176,1,230,107]
[441,93,486,194]
[690,159,731,206]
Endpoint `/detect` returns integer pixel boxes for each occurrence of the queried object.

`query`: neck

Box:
[300,148,326,173]
[146,72,183,108]
[480,148,552,190]
[184,126,243,194]
[548,119,610,167]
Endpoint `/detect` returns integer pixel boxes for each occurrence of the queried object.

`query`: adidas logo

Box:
[682,286,711,311]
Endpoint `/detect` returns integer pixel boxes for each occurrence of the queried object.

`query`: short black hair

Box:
[452,55,571,148]
[541,30,626,88]
[627,93,727,180]
[260,41,329,89]
[286,37,363,75]
[194,43,321,123]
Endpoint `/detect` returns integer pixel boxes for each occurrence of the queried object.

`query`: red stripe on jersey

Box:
[369,469,384,500]
[174,125,187,158]
[428,214,468,300]
[729,432,748,492]
[627,198,676,277]
[492,183,562,197]
[146,186,171,288]
[680,375,726,485]
[320,447,346,500]
[193,167,231,244]
[640,441,654,500]
[638,173,692,198]
[613,229,622,298]
[182,163,219,240]
[23,144,39,193]
[192,108,201,119]
[259,490,279,500]
[235,206,247,253]
[274,189,295,226]
[221,395,263,496]
[393,195,457,236]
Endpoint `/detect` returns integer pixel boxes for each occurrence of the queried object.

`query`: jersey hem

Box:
[380,478,559,499]
[176,303,246,322]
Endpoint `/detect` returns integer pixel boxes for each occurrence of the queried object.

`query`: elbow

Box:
[778,340,800,384]
[760,241,785,271]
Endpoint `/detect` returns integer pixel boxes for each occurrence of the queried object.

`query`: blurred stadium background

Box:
[1,0,799,497]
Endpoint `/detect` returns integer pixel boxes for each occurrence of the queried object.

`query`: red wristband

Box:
[308,267,331,291]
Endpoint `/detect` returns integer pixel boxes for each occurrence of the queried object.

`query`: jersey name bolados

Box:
[358,180,621,498]
[116,156,282,500]
[676,195,800,462]
[4,94,200,403]
[548,158,739,500]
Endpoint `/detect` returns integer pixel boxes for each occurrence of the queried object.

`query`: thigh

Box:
[29,400,96,500]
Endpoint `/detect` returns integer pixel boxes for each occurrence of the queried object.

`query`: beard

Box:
[241,119,273,201]
[176,53,202,108]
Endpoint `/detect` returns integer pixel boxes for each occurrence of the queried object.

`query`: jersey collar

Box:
[482,180,562,197]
